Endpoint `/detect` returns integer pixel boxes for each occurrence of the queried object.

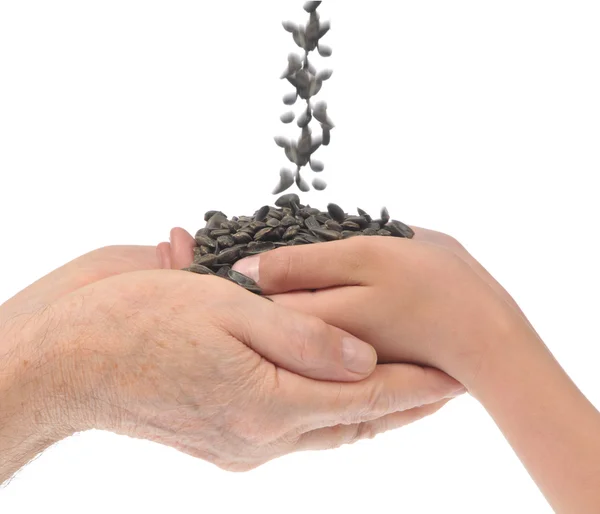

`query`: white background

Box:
[1,1,599,512]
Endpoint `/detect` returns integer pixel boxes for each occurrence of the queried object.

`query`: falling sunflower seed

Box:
[280,111,295,123]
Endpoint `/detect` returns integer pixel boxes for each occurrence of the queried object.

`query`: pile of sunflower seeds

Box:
[273,0,334,195]
[183,194,415,295]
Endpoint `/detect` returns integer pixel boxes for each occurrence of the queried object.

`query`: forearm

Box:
[471,326,600,514]
[0,305,77,485]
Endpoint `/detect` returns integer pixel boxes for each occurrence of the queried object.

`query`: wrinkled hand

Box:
[43,268,463,472]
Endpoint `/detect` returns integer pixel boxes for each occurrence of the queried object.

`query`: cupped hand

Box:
[0,227,192,321]
[224,228,531,390]
[48,268,463,471]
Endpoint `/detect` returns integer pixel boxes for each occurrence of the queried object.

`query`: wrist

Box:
[0,304,84,481]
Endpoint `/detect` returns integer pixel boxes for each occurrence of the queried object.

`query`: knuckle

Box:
[267,248,298,286]
[292,316,330,367]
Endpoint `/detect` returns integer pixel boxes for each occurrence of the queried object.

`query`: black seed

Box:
[196,254,219,267]
[216,247,242,264]
[183,263,216,275]
[210,229,231,238]
[381,207,390,225]
[206,212,228,230]
[290,200,301,215]
[341,221,361,231]
[310,159,324,172]
[317,69,333,81]
[312,178,327,190]
[195,234,216,249]
[283,92,298,105]
[319,21,331,39]
[204,210,222,222]
[318,44,332,57]
[322,126,331,146]
[245,241,276,254]
[362,228,379,236]
[281,111,295,123]
[273,168,295,195]
[303,1,322,13]
[311,228,342,241]
[216,265,232,278]
[232,232,253,244]
[268,209,283,220]
[386,220,415,238]
[327,203,346,223]
[195,228,210,238]
[255,205,270,222]
[345,216,369,229]
[296,173,310,192]
[227,269,261,290]
[248,221,267,231]
[274,136,290,148]
[304,234,322,244]
[342,231,359,239]
[325,220,343,232]
[281,215,297,227]
[267,218,281,228]
[217,235,235,248]
[283,225,300,239]
[377,229,392,236]
[255,227,274,241]
[305,215,321,230]
[282,21,298,33]
[369,221,382,230]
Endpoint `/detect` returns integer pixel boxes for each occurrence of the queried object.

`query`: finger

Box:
[169,227,195,269]
[221,288,379,382]
[276,363,464,429]
[156,242,171,269]
[295,399,451,451]
[232,237,388,294]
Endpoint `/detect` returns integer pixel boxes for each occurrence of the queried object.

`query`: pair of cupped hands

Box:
[1,224,527,472]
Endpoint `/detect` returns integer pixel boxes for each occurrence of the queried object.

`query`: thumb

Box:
[232,238,376,294]
[223,288,378,382]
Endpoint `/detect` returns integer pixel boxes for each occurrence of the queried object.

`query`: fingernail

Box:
[341,337,376,374]
[232,255,260,283]
[445,386,467,398]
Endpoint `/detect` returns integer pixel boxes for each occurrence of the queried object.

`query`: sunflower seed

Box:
[217,235,235,248]
[254,227,275,241]
[245,241,276,254]
[311,228,342,241]
[377,229,392,236]
[216,247,242,264]
[195,234,217,249]
[325,220,343,231]
[281,111,295,123]
[232,232,253,244]
[381,207,390,224]
[282,21,298,33]
[345,216,369,229]
[210,229,231,238]
[305,215,321,230]
[184,263,216,275]
[317,69,333,81]
[227,269,261,290]
[268,209,283,220]
[266,218,281,228]
[275,193,300,208]
[342,231,360,239]
[283,92,298,105]
[357,208,372,222]
[207,212,228,229]
[196,254,219,267]
[283,225,300,239]
[274,136,290,148]
[296,172,310,192]
[281,215,297,227]
[310,159,324,172]
[248,221,267,231]
[312,177,327,190]
[327,203,346,223]
[273,168,295,194]
[304,1,322,13]
[341,221,361,231]
[216,265,232,278]
[255,205,270,222]
[386,220,415,238]
[362,228,379,236]
[318,44,332,57]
